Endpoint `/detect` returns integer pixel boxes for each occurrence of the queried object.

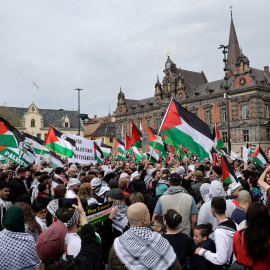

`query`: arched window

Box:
[31,119,35,127]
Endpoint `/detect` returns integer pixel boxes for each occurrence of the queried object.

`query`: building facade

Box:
[7,103,84,139]
[114,17,270,152]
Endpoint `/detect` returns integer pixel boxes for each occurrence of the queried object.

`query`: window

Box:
[205,110,211,124]
[243,130,249,142]
[146,118,151,128]
[31,119,35,127]
[220,108,227,122]
[65,122,69,128]
[241,104,249,119]
[37,134,41,139]
[266,129,270,141]
[222,132,228,143]
[265,104,269,119]
[44,134,47,139]
[110,138,113,143]
[102,138,104,143]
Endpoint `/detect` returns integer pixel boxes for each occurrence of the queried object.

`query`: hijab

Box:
[3,205,25,232]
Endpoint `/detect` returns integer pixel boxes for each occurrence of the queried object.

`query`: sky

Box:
[1,0,269,118]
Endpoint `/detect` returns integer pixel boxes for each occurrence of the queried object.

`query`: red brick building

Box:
[115,16,270,152]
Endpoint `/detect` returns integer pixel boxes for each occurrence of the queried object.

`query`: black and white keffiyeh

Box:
[0,229,40,270]
[114,226,176,270]
[112,202,128,233]
[163,185,188,195]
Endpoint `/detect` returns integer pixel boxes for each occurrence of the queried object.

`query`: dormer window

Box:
[65,122,69,128]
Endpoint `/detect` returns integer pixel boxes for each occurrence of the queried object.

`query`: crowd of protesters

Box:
[0,155,270,270]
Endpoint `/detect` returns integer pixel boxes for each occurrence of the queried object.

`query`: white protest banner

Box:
[242,147,249,163]
[78,202,112,232]
[67,133,101,165]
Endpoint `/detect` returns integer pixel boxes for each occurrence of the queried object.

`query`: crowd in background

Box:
[0,155,270,270]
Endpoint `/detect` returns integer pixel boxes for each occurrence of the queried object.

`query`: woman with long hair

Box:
[14,201,42,242]
[233,202,270,269]
[77,183,98,207]
[47,184,66,219]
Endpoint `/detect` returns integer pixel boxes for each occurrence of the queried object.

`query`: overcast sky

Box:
[1,0,269,118]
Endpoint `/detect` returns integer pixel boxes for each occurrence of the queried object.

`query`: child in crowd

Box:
[190,223,216,270]
[33,203,47,232]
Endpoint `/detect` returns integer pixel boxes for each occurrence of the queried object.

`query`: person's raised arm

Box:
[258,165,270,192]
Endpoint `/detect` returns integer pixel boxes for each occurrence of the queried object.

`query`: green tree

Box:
[0,106,22,127]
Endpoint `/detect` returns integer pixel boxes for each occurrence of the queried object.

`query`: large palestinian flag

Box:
[147,126,164,152]
[251,147,268,165]
[44,126,76,158]
[213,124,224,151]
[131,122,142,148]
[94,142,104,163]
[0,117,25,148]
[221,155,238,184]
[22,132,50,155]
[159,99,214,160]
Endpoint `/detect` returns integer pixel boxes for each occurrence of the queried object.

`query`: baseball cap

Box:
[106,188,124,200]
[36,222,67,262]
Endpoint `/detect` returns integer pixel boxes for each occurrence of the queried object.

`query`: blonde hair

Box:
[77,183,93,200]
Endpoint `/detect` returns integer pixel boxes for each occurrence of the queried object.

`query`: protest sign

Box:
[67,133,101,164]
[78,202,112,231]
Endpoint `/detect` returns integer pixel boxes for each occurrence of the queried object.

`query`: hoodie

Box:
[197,181,236,240]
[198,218,239,265]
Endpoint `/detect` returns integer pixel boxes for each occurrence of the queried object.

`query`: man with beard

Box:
[66,178,81,198]
[0,181,10,230]
[99,188,129,269]
[10,167,29,203]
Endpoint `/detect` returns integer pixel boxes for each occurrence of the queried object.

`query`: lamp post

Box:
[74,88,83,136]
[218,45,231,153]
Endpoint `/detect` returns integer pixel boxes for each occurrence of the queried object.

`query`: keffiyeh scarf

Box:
[163,185,188,195]
[114,226,176,270]
[0,229,40,270]
[112,202,128,233]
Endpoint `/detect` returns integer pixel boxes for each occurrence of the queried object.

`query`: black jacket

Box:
[10,177,29,203]
[43,224,102,270]
[190,238,216,270]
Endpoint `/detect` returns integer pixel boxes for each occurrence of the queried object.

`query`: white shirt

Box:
[65,233,81,258]
[35,216,47,232]
[66,189,76,198]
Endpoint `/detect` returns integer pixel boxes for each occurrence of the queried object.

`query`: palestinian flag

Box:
[94,142,104,163]
[101,146,113,158]
[251,147,268,165]
[114,139,125,155]
[211,148,218,166]
[44,126,76,158]
[221,155,238,184]
[125,134,132,154]
[159,99,214,160]
[213,124,224,151]
[131,122,142,148]
[147,146,159,163]
[0,117,25,148]
[132,147,142,162]
[0,146,26,166]
[115,153,126,160]
[147,126,164,152]
[22,132,50,155]
[50,152,65,169]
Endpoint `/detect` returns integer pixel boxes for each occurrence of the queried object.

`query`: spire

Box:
[226,13,241,75]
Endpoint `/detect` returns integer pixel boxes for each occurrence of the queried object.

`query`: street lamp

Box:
[218,45,231,153]
[74,88,83,136]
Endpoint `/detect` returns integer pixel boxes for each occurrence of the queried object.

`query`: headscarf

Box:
[226,182,242,196]
[3,205,25,232]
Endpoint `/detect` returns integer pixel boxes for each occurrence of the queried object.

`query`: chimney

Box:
[264,66,269,73]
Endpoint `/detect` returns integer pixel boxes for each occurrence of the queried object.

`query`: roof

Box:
[92,122,116,137]
[5,105,81,129]
[124,97,155,111]
[84,123,101,136]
